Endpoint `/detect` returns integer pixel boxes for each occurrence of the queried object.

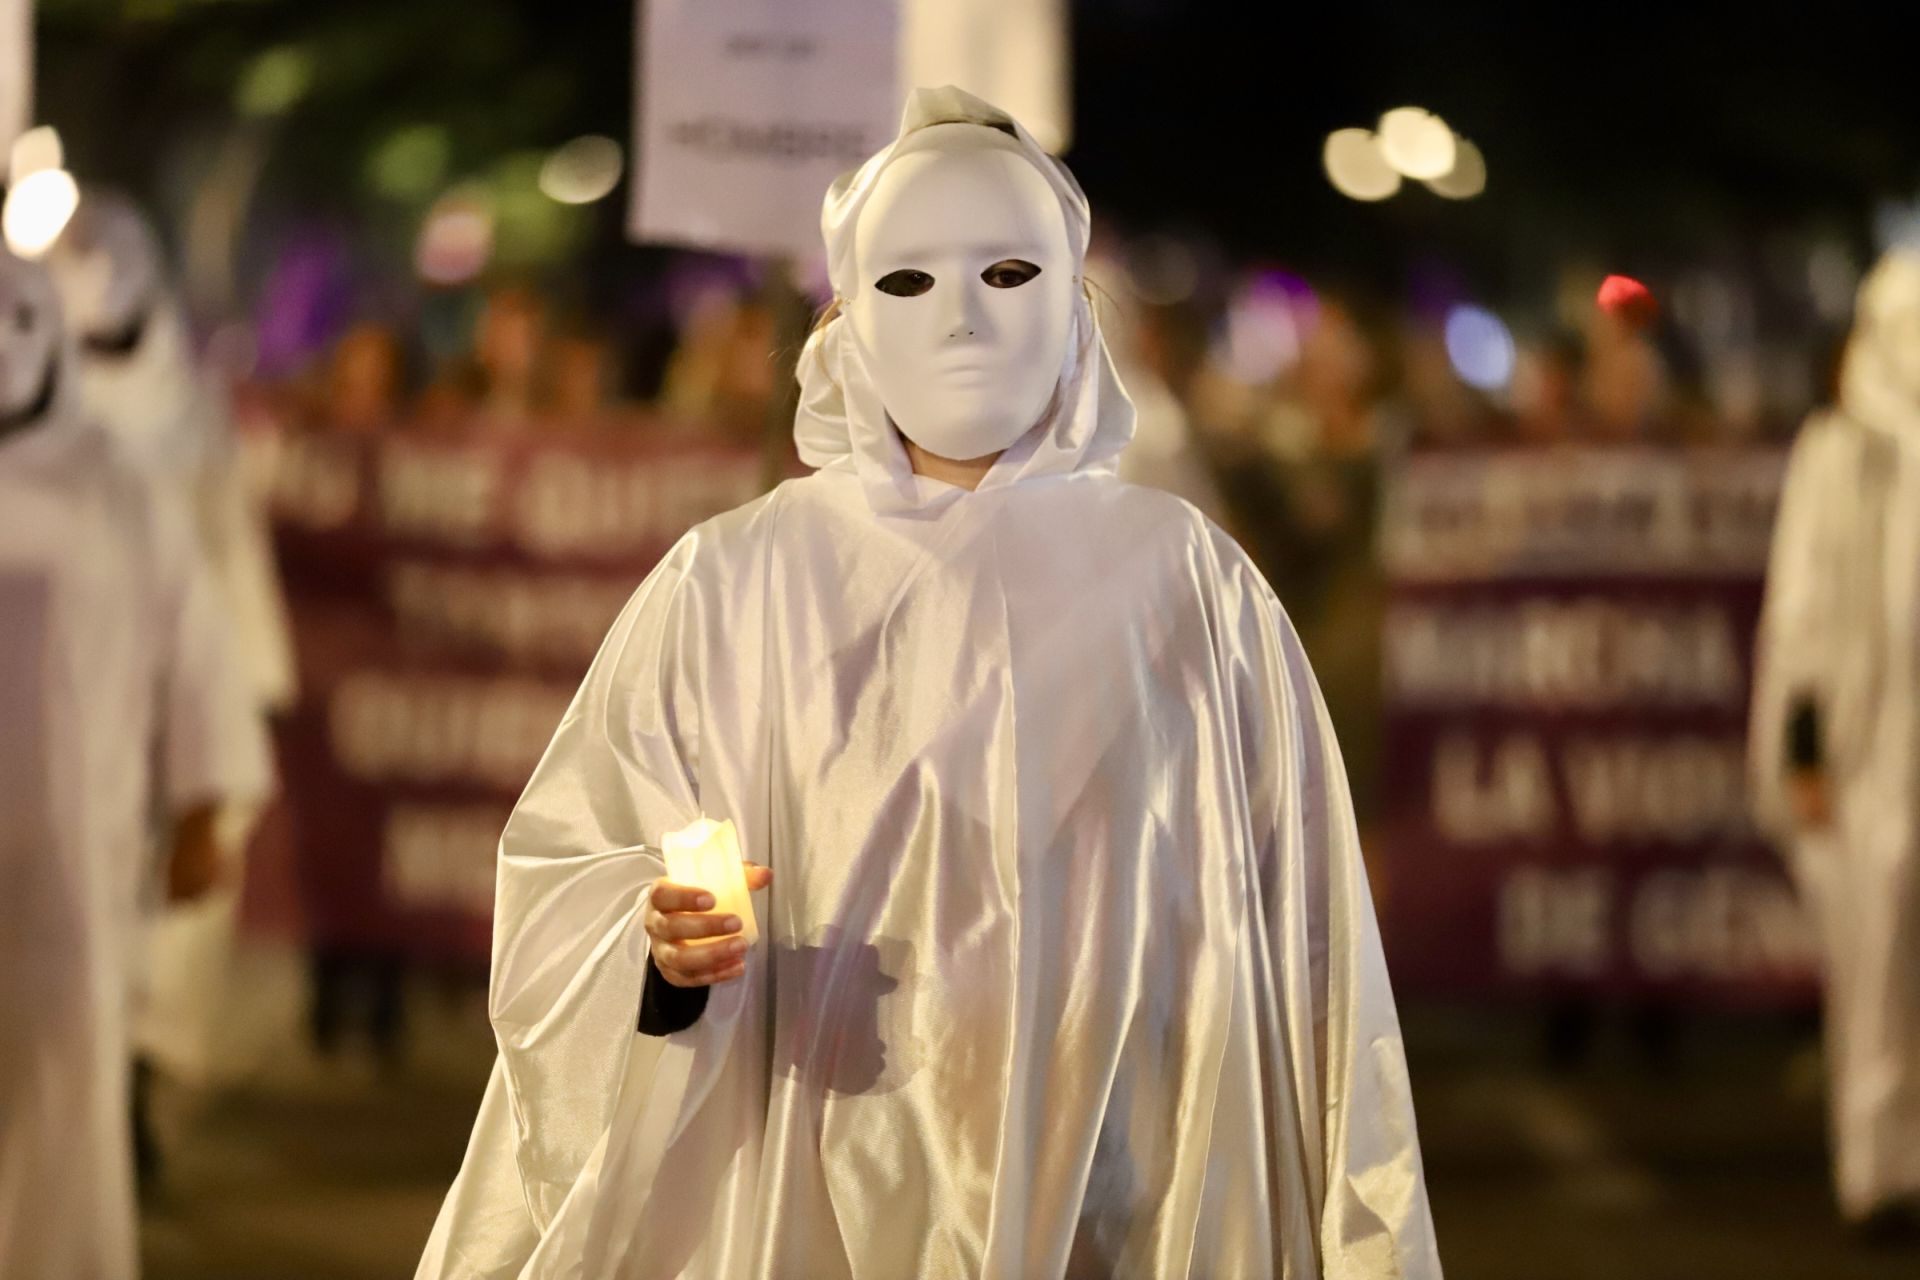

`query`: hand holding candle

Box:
[645,818,772,989]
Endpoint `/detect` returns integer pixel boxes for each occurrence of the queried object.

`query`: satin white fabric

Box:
[1751,249,1920,1220]
[75,317,290,1086]
[54,220,295,717]
[51,194,292,1080]
[420,88,1439,1280]
[100,303,291,1085]
[0,272,267,1275]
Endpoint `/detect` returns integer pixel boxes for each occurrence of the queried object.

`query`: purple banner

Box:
[1375,447,1819,1002]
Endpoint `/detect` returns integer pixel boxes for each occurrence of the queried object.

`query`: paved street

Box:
[141,948,1917,1280]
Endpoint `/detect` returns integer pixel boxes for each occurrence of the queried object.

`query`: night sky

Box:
[36,1,1920,302]
[1073,2,1920,289]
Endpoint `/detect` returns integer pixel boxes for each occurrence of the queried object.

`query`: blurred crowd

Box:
[234,226,1849,833]
[248,221,1844,455]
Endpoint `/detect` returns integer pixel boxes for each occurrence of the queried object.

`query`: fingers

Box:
[650,879,715,914]
[653,935,750,985]
[658,954,749,988]
[743,862,774,891]
[648,910,745,942]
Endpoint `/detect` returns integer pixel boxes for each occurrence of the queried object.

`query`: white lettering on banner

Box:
[1500,866,1613,977]
[1385,599,1743,709]
[1432,731,1753,847]
[513,452,762,557]
[1434,732,1556,843]
[1498,865,1816,981]
[1562,736,1751,843]
[384,804,509,917]
[1628,867,1816,981]
[387,562,635,665]
[632,0,899,256]
[329,673,571,789]
[261,434,362,530]
[1380,448,1783,579]
[379,446,501,546]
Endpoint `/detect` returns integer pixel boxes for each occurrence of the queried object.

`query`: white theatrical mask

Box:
[0,254,62,423]
[844,124,1076,462]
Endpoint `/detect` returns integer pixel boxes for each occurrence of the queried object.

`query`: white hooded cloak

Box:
[0,255,268,1279]
[1751,248,1920,1221]
[47,191,294,1085]
[418,88,1439,1280]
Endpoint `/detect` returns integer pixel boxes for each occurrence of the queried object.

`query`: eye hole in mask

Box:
[874,270,935,298]
[873,259,1045,299]
[981,259,1042,289]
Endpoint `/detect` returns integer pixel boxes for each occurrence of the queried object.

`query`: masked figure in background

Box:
[42,189,291,1181]
[0,250,269,1279]
[1752,248,1920,1239]
[420,88,1439,1280]
[45,189,294,719]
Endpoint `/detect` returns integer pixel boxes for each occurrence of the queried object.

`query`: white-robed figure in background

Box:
[0,250,268,1278]
[420,88,1439,1280]
[43,190,293,1096]
[44,188,293,717]
[1752,248,1920,1235]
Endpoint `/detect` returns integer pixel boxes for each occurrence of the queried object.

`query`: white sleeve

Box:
[1749,416,1857,836]
[487,533,705,1229]
[151,484,273,814]
[1226,543,1443,1280]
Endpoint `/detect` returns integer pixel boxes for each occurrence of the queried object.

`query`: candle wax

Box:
[660,816,758,946]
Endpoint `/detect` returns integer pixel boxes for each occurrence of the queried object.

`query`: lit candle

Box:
[659,817,758,947]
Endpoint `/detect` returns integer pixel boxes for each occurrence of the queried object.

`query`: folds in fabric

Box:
[421,473,1440,1279]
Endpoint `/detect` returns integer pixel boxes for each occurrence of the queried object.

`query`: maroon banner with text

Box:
[252,425,765,967]
[1376,447,1818,1004]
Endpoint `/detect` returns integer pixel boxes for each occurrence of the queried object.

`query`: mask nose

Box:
[940,279,988,341]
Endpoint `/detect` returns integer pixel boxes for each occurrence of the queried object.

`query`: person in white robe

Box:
[0,249,269,1278]
[418,87,1440,1280]
[1751,246,1920,1234]
[44,189,293,1097]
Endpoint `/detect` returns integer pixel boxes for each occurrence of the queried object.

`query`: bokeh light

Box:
[3,166,80,258]
[1220,272,1316,385]
[537,135,624,206]
[1423,137,1486,199]
[1443,303,1516,390]
[1324,128,1402,202]
[1597,274,1658,328]
[236,46,315,119]
[1378,107,1457,181]
[1124,234,1200,306]
[413,189,493,286]
[367,125,452,204]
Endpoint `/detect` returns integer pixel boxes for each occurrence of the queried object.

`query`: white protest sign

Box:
[631,0,899,257]
[1,0,29,159]
[901,0,1070,152]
